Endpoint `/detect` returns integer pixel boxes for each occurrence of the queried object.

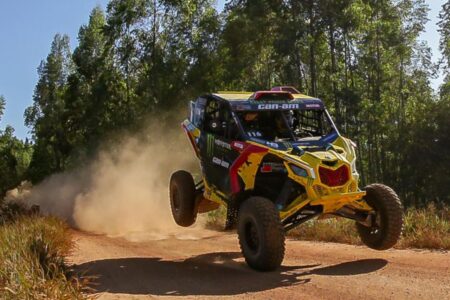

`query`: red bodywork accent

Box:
[229,143,268,194]
[271,86,300,94]
[319,165,350,187]
[252,91,294,101]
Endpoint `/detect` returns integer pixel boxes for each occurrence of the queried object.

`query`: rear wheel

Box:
[238,197,285,271]
[169,170,197,227]
[356,184,403,250]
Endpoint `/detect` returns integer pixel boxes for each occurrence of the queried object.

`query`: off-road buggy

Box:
[169,89,403,271]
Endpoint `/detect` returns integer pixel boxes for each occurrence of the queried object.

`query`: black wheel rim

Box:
[369,211,382,235]
[172,185,180,212]
[244,219,260,253]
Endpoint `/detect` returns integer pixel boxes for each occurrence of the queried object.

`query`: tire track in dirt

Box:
[69,229,450,299]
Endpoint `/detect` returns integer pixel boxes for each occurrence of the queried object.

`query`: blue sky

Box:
[0,0,444,139]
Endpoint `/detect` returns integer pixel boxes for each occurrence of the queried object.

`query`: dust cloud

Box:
[21,122,214,241]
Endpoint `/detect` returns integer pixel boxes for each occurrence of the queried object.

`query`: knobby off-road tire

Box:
[238,197,285,271]
[169,170,197,227]
[224,204,238,231]
[356,184,403,250]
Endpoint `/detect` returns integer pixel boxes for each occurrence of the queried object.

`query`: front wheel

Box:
[356,184,403,250]
[238,197,285,271]
[169,170,197,227]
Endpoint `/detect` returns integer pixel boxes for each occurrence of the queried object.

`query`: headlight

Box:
[290,164,308,177]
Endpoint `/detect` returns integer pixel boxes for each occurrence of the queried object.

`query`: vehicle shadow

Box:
[74,252,387,296]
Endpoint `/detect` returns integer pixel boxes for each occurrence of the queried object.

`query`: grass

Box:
[206,203,450,251]
[399,204,450,249]
[0,203,87,299]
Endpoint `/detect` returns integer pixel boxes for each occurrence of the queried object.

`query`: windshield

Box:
[236,109,335,142]
[237,111,293,141]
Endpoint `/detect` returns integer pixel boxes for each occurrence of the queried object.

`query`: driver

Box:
[244,112,258,122]
[243,112,262,137]
[244,112,259,129]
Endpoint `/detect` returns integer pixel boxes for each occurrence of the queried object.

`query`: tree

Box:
[0,95,5,121]
[0,96,32,197]
[65,6,117,159]
[439,1,450,77]
[22,0,449,206]
[25,34,73,182]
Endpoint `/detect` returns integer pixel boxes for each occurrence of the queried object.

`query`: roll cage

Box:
[189,94,340,146]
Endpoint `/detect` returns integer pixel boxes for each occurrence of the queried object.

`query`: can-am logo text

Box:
[257,103,300,110]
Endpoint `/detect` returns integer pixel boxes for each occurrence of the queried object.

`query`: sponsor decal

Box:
[236,105,252,110]
[207,134,215,157]
[305,103,322,108]
[257,103,300,110]
[215,139,231,150]
[213,157,230,168]
[248,131,263,137]
[186,123,196,131]
[231,141,245,151]
[260,162,285,173]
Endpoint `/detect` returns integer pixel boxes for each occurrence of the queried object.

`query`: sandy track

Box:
[69,229,450,299]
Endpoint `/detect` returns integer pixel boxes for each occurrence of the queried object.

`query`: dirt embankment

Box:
[70,229,450,300]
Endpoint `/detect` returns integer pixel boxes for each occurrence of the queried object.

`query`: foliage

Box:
[0,95,5,120]
[206,203,450,250]
[19,0,450,206]
[24,34,73,182]
[204,205,227,230]
[288,203,450,250]
[0,95,32,198]
[400,203,450,249]
[0,214,86,299]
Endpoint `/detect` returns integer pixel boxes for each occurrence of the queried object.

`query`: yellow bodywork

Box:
[204,137,370,221]
[183,119,372,222]
[214,92,315,101]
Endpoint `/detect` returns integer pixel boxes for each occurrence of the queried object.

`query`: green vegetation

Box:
[0,3,449,295]
[400,204,450,249]
[0,5,450,292]
[0,95,33,198]
[291,204,450,250]
[0,204,85,299]
[14,0,449,207]
[206,204,450,250]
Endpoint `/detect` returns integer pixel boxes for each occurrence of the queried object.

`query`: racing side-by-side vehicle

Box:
[169,90,403,271]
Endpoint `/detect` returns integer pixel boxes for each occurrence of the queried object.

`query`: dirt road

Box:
[70,229,450,299]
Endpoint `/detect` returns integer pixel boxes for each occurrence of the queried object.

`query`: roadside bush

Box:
[206,203,450,250]
[399,204,450,249]
[0,215,86,299]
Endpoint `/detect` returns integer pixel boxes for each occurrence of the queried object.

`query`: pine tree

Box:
[0,95,5,122]
[25,34,73,182]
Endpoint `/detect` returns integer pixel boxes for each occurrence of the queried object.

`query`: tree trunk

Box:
[329,22,340,126]
[308,2,317,97]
